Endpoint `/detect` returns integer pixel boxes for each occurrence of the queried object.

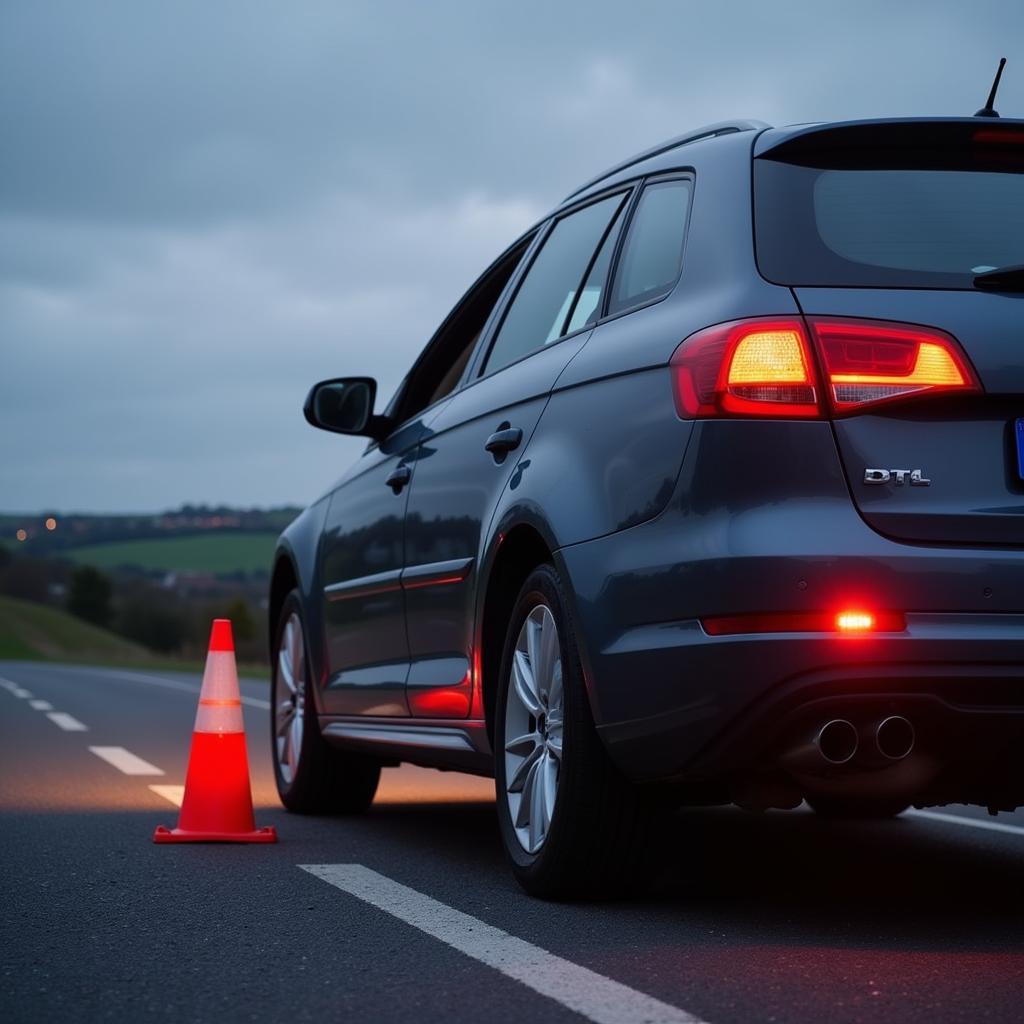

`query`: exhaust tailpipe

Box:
[815,719,858,765]
[875,715,915,761]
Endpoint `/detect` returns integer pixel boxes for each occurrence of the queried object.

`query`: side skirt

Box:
[320,716,494,776]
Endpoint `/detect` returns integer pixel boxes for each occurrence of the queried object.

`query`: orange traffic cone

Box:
[154,619,276,843]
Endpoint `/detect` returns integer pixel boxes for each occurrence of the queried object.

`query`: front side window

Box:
[483,193,627,375]
[608,178,692,315]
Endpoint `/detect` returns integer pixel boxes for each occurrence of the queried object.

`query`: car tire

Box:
[494,564,652,899]
[807,795,910,819]
[271,590,380,814]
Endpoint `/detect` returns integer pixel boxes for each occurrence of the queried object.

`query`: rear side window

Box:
[564,200,629,335]
[609,179,692,315]
[483,193,626,375]
[755,141,1024,288]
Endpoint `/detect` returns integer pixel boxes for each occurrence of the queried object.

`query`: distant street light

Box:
[16,529,27,542]
[45,517,57,531]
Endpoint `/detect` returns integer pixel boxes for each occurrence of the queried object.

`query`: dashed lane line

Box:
[29,699,53,711]
[906,808,1024,837]
[46,712,88,732]
[300,864,707,1024]
[149,785,185,807]
[89,746,165,776]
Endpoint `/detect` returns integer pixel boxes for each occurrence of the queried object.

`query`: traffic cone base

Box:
[153,825,277,843]
[154,619,277,844]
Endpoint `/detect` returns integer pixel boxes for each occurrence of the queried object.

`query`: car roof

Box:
[562,120,770,202]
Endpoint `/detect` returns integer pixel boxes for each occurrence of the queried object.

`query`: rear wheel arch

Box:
[478,523,554,747]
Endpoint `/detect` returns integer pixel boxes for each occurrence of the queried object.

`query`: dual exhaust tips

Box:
[815,715,915,766]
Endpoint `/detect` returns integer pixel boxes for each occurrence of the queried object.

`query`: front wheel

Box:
[494,565,652,898]
[271,590,380,813]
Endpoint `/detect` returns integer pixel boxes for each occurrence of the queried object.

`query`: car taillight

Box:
[671,317,980,418]
[807,317,980,413]
[670,318,819,418]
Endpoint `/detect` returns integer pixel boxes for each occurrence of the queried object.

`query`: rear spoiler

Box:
[754,117,1024,166]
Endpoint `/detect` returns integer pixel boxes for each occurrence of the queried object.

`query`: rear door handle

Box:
[385,464,411,494]
[484,427,523,459]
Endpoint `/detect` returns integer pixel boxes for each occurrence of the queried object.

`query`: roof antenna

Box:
[975,57,1007,117]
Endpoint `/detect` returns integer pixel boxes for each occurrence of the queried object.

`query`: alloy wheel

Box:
[503,603,564,854]
[274,611,306,785]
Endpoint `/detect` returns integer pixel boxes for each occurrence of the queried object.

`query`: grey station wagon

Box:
[269,116,1024,897]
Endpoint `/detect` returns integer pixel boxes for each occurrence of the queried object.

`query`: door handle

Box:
[385,464,411,494]
[484,426,523,460]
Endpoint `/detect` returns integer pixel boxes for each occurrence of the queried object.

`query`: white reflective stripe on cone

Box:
[199,650,242,702]
[193,699,245,734]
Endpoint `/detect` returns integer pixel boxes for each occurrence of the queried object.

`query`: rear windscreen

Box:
[755,151,1024,288]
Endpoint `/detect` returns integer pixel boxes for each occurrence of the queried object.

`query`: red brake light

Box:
[808,318,980,414]
[671,318,820,418]
[671,316,980,419]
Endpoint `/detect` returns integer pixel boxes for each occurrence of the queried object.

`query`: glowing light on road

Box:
[15,529,27,542]
[44,517,57,531]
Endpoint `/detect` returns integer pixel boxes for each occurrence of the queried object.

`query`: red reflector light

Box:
[835,610,873,632]
[702,610,905,636]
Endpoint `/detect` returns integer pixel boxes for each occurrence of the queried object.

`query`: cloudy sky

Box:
[2,1,1021,513]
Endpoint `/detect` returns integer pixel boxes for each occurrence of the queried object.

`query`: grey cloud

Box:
[1,0,1021,511]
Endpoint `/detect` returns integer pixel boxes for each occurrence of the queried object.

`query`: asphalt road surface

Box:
[2,660,1022,1024]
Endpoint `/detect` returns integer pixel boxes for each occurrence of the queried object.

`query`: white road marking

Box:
[148,784,185,807]
[300,864,706,1024]
[89,746,165,776]
[29,699,53,710]
[0,677,18,691]
[73,667,272,710]
[906,808,1024,837]
[12,687,33,698]
[46,711,87,732]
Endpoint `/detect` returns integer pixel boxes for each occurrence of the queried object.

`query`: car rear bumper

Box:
[585,617,1024,790]
[555,422,1024,794]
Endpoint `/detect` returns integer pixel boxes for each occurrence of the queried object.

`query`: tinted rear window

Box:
[755,156,1024,288]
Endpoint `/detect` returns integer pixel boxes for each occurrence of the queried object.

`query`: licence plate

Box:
[1017,418,1024,481]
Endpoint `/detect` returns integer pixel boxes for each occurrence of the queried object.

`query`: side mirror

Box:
[303,378,385,438]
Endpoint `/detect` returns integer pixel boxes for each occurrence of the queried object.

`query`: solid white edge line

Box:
[906,808,1024,837]
[88,746,165,776]
[300,864,706,1024]
[28,699,53,711]
[46,711,88,732]
[149,784,185,807]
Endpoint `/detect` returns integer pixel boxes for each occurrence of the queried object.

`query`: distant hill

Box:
[0,594,267,677]
[1,504,299,577]
[0,593,152,662]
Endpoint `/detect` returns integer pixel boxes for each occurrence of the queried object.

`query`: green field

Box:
[66,532,278,574]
